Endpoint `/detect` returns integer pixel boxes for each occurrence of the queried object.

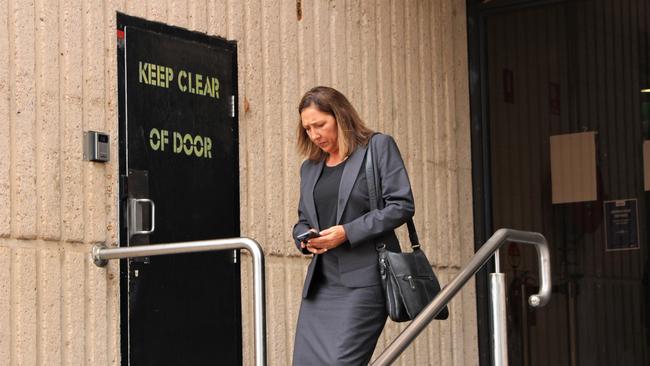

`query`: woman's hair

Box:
[297,86,374,161]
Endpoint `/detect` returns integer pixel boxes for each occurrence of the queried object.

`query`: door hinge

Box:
[230,95,236,118]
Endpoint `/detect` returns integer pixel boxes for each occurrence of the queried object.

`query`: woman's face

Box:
[301,105,339,155]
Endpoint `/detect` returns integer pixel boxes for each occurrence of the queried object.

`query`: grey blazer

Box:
[292,133,415,298]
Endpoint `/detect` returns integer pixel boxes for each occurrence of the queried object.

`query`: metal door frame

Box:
[466,1,569,364]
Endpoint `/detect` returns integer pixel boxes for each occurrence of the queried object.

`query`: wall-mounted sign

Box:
[550,131,597,204]
[603,199,639,251]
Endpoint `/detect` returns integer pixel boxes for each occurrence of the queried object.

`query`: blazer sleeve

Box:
[343,134,415,248]
[292,160,312,254]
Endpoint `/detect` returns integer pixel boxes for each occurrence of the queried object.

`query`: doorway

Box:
[470,0,649,365]
[117,14,241,365]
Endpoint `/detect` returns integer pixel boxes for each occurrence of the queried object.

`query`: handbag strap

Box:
[365,135,420,250]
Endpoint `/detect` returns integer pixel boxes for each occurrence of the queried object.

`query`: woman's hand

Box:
[302,225,347,255]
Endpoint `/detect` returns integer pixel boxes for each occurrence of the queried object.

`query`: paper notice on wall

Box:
[643,140,650,191]
[604,199,640,251]
[550,131,597,204]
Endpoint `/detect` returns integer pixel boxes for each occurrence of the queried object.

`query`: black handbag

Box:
[366,137,449,322]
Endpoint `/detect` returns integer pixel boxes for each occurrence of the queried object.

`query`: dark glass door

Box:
[479,1,649,365]
[117,14,241,365]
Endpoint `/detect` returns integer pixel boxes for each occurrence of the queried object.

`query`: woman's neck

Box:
[326,151,346,167]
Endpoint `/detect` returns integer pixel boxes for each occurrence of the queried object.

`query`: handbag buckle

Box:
[406,275,416,290]
[412,244,421,250]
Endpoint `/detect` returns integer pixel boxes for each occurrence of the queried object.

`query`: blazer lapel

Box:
[305,160,324,231]
[336,144,368,224]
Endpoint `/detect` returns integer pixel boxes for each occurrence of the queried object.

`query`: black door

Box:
[117,14,241,365]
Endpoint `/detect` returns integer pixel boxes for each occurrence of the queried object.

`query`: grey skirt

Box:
[292,254,387,366]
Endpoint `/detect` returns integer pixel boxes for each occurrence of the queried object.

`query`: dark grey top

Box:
[314,161,347,230]
[313,161,348,285]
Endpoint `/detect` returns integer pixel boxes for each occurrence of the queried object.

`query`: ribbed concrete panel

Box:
[296,1,315,112]
[267,258,289,366]
[448,269,465,365]
[240,253,254,366]
[104,3,120,247]
[345,0,362,115]
[225,0,243,41]
[0,0,9,237]
[360,0,377,127]
[37,249,62,365]
[453,0,471,177]
[0,246,10,363]
[146,0,166,23]
[189,0,207,32]
[83,0,107,244]
[430,0,447,267]
[375,0,392,135]
[125,0,146,18]
[412,324,430,366]
[404,0,423,237]
[297,0,313,90]
[375,318,400,363]
[427,317,443,365]
[313,0,331,86]
[169,0,189,27]
[86,256,108,366]
[13,248,37,365]
[10,0,37,239]
[398,323,417,365]
[405,0,421,173]
[437,0,454,269]
[449,0,468,269]
[60,0,84,243]
[330,0,347,90]
[280,0,301,259]
[62,251,85,366]
[461,275,478,365]
[35,0,61,241]
[241,255,309,365]
[388,0,405,141]
[447,1,478,365]
[284,258,305,363]
[105,260,120,366]
[262,0,285,258]
[207,0,227,37]
[429,270,454,365]
[418,0,436,266]
[243,0,266,245]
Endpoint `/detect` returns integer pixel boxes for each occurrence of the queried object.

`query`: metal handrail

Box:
[371,228,552,366]
[91,238,267,366]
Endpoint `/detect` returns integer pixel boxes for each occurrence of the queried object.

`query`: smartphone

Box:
[297,230,321,242]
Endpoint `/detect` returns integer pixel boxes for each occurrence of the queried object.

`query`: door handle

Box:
[129,198,156,236]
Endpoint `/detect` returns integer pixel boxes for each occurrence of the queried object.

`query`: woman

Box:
[292,86,415,365]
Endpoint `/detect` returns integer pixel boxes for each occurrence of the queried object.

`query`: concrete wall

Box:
[0,0,476,365]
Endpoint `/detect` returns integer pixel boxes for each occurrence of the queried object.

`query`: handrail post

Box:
[490,271,508,366]
[91,238,267,366]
